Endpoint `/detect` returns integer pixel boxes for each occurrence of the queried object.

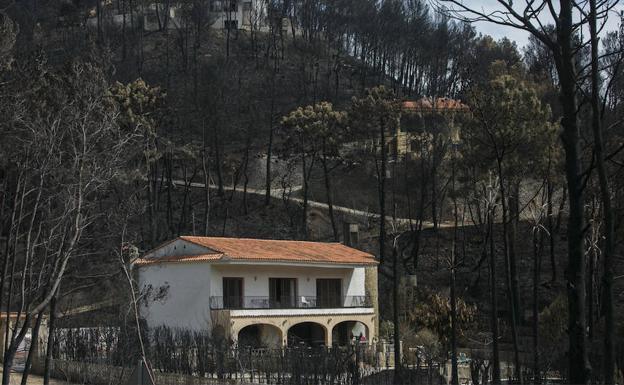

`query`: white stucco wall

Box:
[344,267,365,297]
[138,263,212,331]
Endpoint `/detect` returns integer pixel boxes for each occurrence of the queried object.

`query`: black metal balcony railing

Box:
[209,295,372,310]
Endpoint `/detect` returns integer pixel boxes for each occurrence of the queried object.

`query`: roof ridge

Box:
[180,235,344,245]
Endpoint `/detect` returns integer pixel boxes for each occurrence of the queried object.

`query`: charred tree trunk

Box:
[547,177,557,282]
[450,149,459,385]
[202,125,211,236]
[321,140,338,241]
[555,2,591,381]
[392,244,401,384]
[378,118,387,263]
[2,314,33,385]
[589,1,615,381]
[533,227,544,383]
[489,209,501,385]
[496,159,522,383]
[509,181,522,321]
[43,295,56,385]
[212,124,224,197]
[20,310,44,385]
[265,73,276,206]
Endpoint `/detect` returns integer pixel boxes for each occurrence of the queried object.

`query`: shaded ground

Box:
[4,374,76,385]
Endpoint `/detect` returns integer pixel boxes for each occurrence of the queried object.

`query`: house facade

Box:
[87,0,268,32]
[344,98,468,162]
[209,0,267,31]
[135,236,378,347]
[396,98,468,159]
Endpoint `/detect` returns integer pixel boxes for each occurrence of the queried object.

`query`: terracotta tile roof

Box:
[403,97,469,111]
[134,253,224,266]
[0,312,28,320]
[139,237,378,266]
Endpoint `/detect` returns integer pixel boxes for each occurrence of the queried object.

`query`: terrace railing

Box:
[209,295,373,310]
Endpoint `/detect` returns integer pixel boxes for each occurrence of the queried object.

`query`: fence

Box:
[46,326,444,385]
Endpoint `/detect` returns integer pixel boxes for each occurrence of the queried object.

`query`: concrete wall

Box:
[138,263,213,330]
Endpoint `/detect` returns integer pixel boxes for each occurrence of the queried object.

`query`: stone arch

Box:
[237,323,283,348]
[287,321,327,347]
[331,320,369,346]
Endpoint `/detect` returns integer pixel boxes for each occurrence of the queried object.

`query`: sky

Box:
[454,0,624,50]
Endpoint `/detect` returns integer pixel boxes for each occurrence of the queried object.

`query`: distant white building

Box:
[208,0,268,30]
[86,0,268,32]
[135,236,378,347]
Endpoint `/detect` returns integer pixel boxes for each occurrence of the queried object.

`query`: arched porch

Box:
[331,320,369,346]
[287,322,327,347]
[237,323,282,348]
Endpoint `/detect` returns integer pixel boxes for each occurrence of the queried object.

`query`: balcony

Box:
[209,295,372,310]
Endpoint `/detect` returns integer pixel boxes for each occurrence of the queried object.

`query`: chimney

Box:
[342,221,359,248]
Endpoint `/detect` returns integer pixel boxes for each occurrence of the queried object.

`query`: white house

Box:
[135,236,378,347]
[86,0,268,32]
[209,0,268,30]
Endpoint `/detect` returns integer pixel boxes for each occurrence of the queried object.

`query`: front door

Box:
[269,278,297,308]
[223,277,243,308]
[316,279,342,308]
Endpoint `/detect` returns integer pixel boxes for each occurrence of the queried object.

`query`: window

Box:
[316,279,342,308]
[211,0,237,12]
[269,278,297,308]
[224,19,238,30]
[210,0,222,12]
[223,277,243,308]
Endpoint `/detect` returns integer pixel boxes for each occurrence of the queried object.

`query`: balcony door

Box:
[223,277,243,309]
[269,278,297,308]
[316,279,342,308]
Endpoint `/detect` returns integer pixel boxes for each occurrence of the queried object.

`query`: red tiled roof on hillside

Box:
[0,312,27,320]
[403,97,469,111]
[136,236,378,266]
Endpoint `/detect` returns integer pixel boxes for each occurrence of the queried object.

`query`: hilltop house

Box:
[347,97,468,162]
[87,0,268,32]
[209,0,267,30]
[397,97,468,158]
[135,236,378,347]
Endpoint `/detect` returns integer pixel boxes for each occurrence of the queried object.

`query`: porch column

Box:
[324,325,333,346]
[366,319,376,344]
